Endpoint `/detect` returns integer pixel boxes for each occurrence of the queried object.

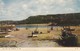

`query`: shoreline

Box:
[16,24,49,26]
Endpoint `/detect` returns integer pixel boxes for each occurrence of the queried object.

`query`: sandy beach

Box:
[0,26,80,47]
[0,26,63,47]
[7,27,62,47]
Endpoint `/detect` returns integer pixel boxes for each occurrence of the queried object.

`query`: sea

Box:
[16,25,59,28]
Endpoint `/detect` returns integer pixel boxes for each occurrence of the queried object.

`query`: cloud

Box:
[0,0,80,20]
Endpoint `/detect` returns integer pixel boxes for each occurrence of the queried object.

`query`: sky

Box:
[0,0,80,21]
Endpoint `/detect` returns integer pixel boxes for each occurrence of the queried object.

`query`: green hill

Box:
[0,13,80,26]
[19,13,80,26]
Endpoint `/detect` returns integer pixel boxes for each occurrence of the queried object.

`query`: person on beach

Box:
[51,26,53,30]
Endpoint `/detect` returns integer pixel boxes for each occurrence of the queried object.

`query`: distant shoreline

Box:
[16,24,49,26]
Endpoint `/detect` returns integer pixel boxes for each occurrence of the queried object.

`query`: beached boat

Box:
[28,24,39,37]
[5,35,15,38]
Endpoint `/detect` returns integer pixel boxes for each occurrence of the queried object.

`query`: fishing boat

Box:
[28,25,39,37]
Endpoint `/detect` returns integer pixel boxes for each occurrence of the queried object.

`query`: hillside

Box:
[0,13,80,26]
[19,13,80,26]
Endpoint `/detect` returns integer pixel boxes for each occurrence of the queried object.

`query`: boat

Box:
[5,35,15,38]
[28,25,39,37]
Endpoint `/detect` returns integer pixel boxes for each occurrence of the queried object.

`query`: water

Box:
[16,25,58,28]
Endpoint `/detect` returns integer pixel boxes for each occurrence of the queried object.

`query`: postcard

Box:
[0,0,80,51]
